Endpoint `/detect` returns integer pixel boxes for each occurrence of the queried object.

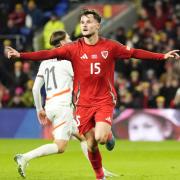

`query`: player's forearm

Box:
[32,88,43,111]
[132,48,165,60]
[20,49,58,61]
[32,78,44,111]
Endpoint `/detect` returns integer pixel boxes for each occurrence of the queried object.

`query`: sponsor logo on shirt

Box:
[101,51,108,59]
[80,53,88,60]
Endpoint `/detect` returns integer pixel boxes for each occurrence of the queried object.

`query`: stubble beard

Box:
[82,32,95,38]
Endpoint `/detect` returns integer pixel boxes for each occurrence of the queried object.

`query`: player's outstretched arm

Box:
[114,42,179,61]
[131,49,180,61]
[4,46,68,61]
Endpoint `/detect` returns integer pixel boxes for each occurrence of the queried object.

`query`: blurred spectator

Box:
[0,1,8,34]
[141,82,151,108]
[25,0,44,31]
[129,70,140,92]
[155,96,166,108]
[22,62,33,79]
[10,61,29,92]
[0,81,10,108]
[160,62,174,84]
[21,79,34,107]
[119,92,134,111]
[8,87,25,107]
[176,25,180,49]
[115,27,126,44]
[164,20,176,39]
[148,1,169,30]
[170,88,180,108]
[0,39,14,88]
[43,12,65,49]
[115,59,131,78]
[129,59,142,75]
[149,81,162,108]
[6,19,20,35]
[145,69,157,83]
[160,76,179,106]
[8,3,26,29]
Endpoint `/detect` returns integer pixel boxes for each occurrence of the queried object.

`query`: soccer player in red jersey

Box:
[5,9,179,180]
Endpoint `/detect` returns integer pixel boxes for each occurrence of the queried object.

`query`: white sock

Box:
[80,141,89,160]
[23,143,59,161]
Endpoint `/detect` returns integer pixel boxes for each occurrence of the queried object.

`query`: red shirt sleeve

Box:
[20,45,71,61]
[113,41,165,60]
[113,41,134,59]
[131,48,165,60]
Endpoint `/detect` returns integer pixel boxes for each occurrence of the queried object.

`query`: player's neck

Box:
[83,34,99,45]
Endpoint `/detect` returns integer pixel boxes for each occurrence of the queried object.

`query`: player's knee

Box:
[57,145,66,153]
[87,139,94,147]
[54,141,67,153]
[86,138,97,152]
[95,134,107,145]
[58,149,65,153]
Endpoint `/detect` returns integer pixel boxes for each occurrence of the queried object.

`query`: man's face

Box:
[80,14,100,37]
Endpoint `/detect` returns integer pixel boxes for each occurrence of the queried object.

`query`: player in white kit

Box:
[14,30,117,178]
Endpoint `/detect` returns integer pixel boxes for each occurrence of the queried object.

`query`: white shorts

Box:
[45,105,78,140]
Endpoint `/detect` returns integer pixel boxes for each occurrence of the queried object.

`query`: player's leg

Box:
[72,132,89,159]
[95,122,111,144]
[71,134,112,179]
[95,122,115,151]
[84,129,105,180]
[73,132,118,178]
[95,106,115,151]
[14,107,72,177]
[14,133,69,178]
[14,139,68,178]
[75,106,105,179]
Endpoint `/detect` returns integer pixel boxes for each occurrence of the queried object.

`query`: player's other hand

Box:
[37,109,48,125]
[164,50,180,60]
[4,46,20,59]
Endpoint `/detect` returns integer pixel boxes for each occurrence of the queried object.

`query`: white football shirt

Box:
[37,59,73,108]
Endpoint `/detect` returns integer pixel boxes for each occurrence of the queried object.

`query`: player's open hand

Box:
[37,109,48,125]
[4,46,20,59]
[164,50,180,60]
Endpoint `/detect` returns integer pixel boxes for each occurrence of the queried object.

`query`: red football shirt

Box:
[20,37,164,107]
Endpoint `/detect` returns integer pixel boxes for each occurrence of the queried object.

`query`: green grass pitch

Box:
[1,139,180,180]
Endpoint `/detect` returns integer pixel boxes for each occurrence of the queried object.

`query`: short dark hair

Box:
[79,9,101,23]
[49,30,66,47]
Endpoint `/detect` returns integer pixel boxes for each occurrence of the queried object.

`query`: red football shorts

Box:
[75,105,114,135]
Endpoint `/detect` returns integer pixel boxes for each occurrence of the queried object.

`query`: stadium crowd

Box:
[0,0,179,110]
[112,0,180,112]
